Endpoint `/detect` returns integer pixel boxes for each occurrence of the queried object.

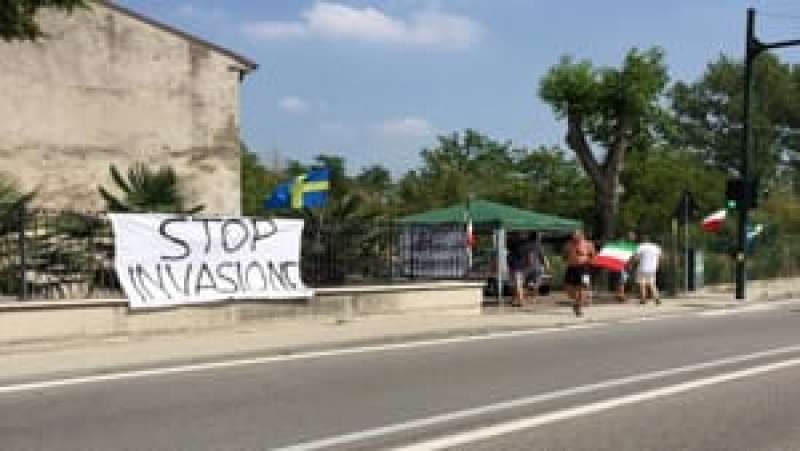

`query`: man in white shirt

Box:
[635,236,662,305]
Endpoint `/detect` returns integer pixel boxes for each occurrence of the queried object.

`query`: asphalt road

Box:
[2,300,800,451]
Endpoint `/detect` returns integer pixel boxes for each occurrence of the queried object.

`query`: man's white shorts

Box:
[637,271,657,285]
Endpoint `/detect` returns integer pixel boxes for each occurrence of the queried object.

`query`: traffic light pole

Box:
[737,9,754,300]
[737,8,800,300]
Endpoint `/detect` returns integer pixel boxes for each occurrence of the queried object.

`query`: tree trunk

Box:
[595,182,619,242]
[565,111,624,242]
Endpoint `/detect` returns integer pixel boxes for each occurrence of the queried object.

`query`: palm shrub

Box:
[0,172,35,216]
[0,171,35,239]
[98,163,204,214]
[299,193,388,284]
[0,172,35,296]
[93,162,203,295]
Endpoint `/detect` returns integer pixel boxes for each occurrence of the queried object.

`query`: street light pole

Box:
[736,8,800,300]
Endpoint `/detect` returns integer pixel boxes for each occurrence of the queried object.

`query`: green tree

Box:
[760,191,800,235]
[98,163,203,213]
[510,146,594,223]
[540,47,670,240]
[353,165,394,217]
[1,0,87,41]
[393,130,595,224]
[0,171,34,207]
[279,155,387,283]
[241,144,283,216]
[619,148,726,236]
[671,53,800,189]
[355,165,392,194]
[395,129,515,213]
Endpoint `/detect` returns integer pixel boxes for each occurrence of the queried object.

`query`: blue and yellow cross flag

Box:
[265,168,330,210]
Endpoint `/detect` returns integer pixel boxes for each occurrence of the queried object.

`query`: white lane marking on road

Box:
[563,323,600,329]
[2,300,793,395]
[695,310,730,317]
[697,303,780,317]
[396,356,800,450]
[631,316,658,322]
[274,344,800,451]
[0,325,610,394]
[696,299,800,317]
[618,314,679,324]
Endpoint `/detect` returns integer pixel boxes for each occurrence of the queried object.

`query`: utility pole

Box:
[737,8,800,299]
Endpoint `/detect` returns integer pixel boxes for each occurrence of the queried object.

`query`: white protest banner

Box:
[109,214,313,309]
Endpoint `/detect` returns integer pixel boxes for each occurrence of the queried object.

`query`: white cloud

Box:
[278,96,310,114]
[242,2,482,49]
[177,3,225,21]
[373,117,437,138]
[241,21,307,40]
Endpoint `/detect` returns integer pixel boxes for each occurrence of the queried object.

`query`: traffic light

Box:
[726,178,743,210]
[726,178,759,210]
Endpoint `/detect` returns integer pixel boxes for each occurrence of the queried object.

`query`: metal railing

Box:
[2,205,795,301]
[301,221,474,286]
[662,230,800,292]
[0,207,475,300]
[0,206,120,300]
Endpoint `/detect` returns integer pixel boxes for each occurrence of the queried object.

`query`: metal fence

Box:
[1,206,796,301]
[695,234,800,285]
[658,228,800,293]
[0,207,119,301]
[301,221,474,286]
[0,207,475,300]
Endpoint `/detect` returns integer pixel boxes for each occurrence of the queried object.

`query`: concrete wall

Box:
[0,283,485,346]
[0,3,248,214]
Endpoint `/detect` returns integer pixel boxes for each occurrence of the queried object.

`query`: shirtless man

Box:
[563,230,596,317]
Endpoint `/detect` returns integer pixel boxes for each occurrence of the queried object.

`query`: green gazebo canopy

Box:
[399,199,580,232]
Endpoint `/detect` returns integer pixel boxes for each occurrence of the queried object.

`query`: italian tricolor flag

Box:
[702,209,727,233]
[592,241,639,272]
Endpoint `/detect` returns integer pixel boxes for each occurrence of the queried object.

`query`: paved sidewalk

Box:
[1,278,798,383]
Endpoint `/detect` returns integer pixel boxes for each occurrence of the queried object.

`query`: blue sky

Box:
[117,0,800,176]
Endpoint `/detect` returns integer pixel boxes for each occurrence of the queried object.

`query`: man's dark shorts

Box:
[609,270,628,289]
[564,264,592,287]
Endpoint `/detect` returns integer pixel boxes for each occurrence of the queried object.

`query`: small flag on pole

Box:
[466,218,476,248]
[701,209,727,232]
[464,212,476,271]
[592,241,638,272]
[746,223,764,241]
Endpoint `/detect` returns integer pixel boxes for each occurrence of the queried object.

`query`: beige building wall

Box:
[0,2,254,214]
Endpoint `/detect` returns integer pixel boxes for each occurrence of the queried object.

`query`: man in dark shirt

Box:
[507,233,527,306]
[521,232,548,304]
[507,231,549,306]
